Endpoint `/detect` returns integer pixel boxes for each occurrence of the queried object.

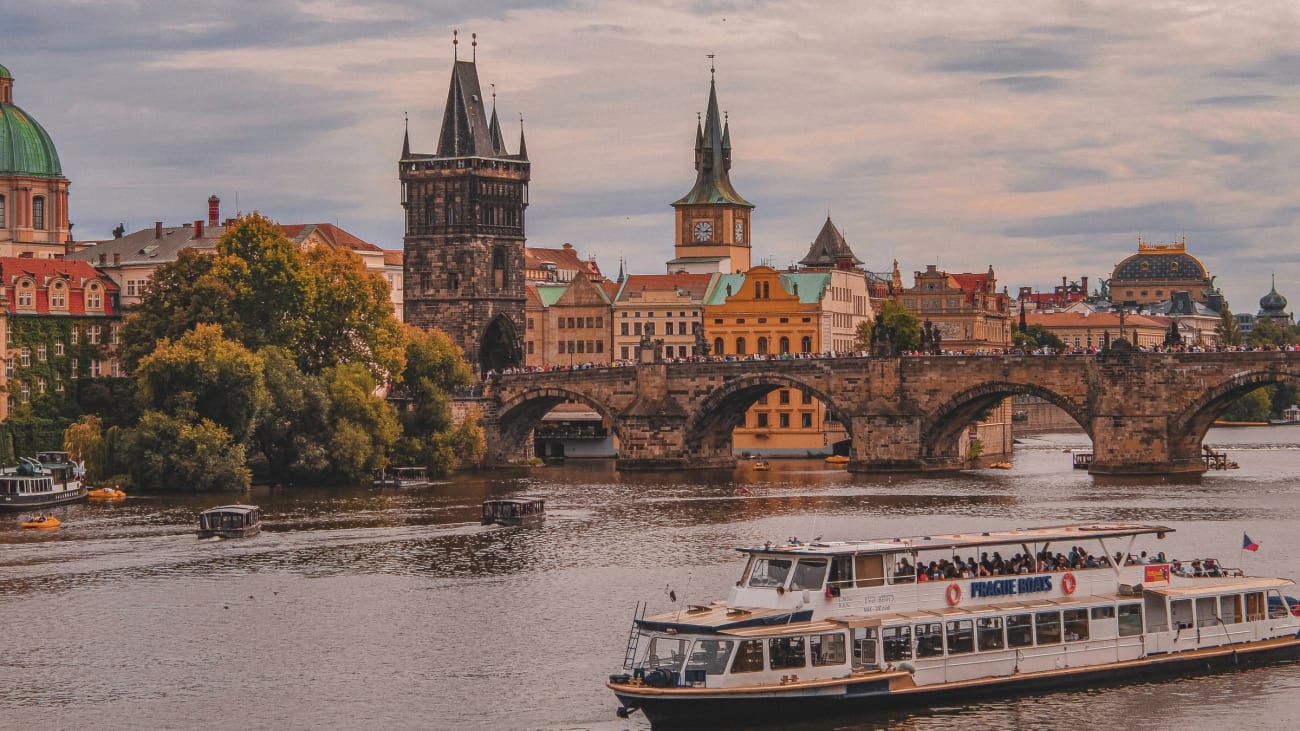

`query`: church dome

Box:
[1111,242,1207,281]
[0,67,64,178]
[1260,280,1288,314]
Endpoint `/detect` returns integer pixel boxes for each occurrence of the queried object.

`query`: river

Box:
[4,427,1300,730]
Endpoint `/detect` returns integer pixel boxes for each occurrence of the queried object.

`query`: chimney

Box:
[155,221,163,239]
[1082,276,1089,296]
[195,220,204,238]
[113,253,120,266]
[98,253,106,265]
[208,195,220,227]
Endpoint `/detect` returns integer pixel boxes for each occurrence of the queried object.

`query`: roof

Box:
[534,283,568,307]
[66,224,222,267]
[1024,311,1166,329]
[280,223,382,253]
[0,64,10,79]
[427,59,524,160]
[382,250,403,266]
[738,523,1172,556]
[0,258,120,317]
[1112,241,1209,281]
[616,273,715,302]
[200,504,259,515]
[1144,577,1294,597]
[0,71,63,178]
[799,216,863,267]
[526,245,599,276]
[672,73,752,208]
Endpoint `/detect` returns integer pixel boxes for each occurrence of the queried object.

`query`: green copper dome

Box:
[0,69,64,178]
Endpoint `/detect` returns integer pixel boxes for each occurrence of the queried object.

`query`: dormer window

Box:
[50,280,67,309]
[86,283,102,310]
[16,279,34,309]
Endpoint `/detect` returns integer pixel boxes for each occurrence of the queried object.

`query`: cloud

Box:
[984,75,1067,94]
[922,38,1089,75]
[1192,94,1279,106]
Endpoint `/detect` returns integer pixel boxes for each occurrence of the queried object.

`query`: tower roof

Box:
[799,216,862,267]
[673,70,752,208]
[435,59,515,159]
[1260,275,1288,314]
[0,66,64,178]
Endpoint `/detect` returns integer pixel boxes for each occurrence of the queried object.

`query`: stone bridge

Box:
[467,350,1300,475]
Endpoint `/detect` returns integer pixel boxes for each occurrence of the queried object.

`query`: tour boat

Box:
[481,497,545,527]
[0,452,87,511]
[87,485,127,502]
[20,514,60,530]
[608,523,1300,726]
[197,505,262,539]
[1071,450,1094,469]
[373,466,431,488]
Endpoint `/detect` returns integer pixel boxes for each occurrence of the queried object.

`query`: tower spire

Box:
[401,111,410,158]
[518,113,528,160]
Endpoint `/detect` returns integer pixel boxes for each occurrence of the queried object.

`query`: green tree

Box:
[252,347,332,483]
[134,324,265,444]
[299,245,405,378]
[1248,318,1287,347]
[123,411,250,492]
[212,212,312,352]
[1012,324,1066,351]
[63,415,106,482]
[1216,307,1242,346]
[323,363,401,481]
[854,301,922,352]
[120,249,238,371]
[1220,386,1274,423]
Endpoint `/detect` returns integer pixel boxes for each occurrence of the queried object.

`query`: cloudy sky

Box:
[5,0,1299,311]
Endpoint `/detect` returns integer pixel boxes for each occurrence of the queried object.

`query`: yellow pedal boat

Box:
[21,515,60,530]
[824,455,850,465]
[87,486,127,502]
[751,461,770,471]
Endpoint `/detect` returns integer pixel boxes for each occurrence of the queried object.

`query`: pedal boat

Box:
[87,486,127,502]
[21,515,60,530]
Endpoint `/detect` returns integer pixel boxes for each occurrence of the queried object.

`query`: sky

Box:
[4,0,1299,312]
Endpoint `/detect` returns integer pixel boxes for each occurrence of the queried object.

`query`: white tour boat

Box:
[0,452,87,511]
[608,523,1300,726]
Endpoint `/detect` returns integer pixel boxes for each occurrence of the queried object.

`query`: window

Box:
[70,327,79,344]
[735,337,746,355]
[585,317,594,329]
[976,617,1004,651]
[811,633,846,666]
[779,336,790,354]
[87,284,102,310]
[883,626,911,662]
[802,391,813,405]
[758,394,768,405]
[779,390,790,405]
[1091,606,1115,621]
[54,374,63,392]
[757,337,768,354]
[757,413,769,428]
[51,281,66,308]
[731,640,765,673]
[88,325,101,344]
[0,194,5,227]
[746,558,792,588]
[1118,604,1142,636]
[946,620,974,655]
[645,636,689,672]
[1220,594,1242,624]
[596,317,603,328]
[779,413,790,428]
[37,344,46,362]
[92,360,102,377]
[54,341,64,356]
[620,346,628,360]
[665,322,674,335]
[3,359,10,377]
[633,322,641,336]
[620,322,629,335]
[37,377,46,394]
[713,337,724,355]
[853,627,877,668]
[20,347,30,367]
[1035,611,1061,645]
[1006,614,1033,647]
[70,358,78,378]
[801,412,813,428]
[1063,609,1089,642]
[527,342,534,355]
[32,196,45,230]
[687,639,734,676]
[20,383,29,403]
[17,282,33,308]
[914,623,944,658]
[789,559,827,590]
[801,336,813,353]
[768,636,806,670]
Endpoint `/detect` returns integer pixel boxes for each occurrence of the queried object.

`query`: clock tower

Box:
[669,65,754,274]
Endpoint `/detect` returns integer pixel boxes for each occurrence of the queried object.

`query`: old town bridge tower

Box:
[401,36,529,374]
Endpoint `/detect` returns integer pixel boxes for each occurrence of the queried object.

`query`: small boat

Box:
[1072,450,1093,469]
[87,485,127,502]
[751,461,770,471]
[0,452,88,511]
[988,461,1012,469]
[21,513,60,530]
[824,455,850,465]
[373,466,430,488]
[1269,405,1300,425]
[197,505,262,539]
[481,497,545,527]
[608,523,1300,726]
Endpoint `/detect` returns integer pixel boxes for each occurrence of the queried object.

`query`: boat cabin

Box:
[481,497,546,526]
[374,466,430,488]
[197,505,262,539]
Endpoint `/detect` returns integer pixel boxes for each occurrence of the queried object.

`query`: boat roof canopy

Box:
[738,523,1173,557]
[485,497,544,506]
[200,504,259,515]
[1144,577,1295,597]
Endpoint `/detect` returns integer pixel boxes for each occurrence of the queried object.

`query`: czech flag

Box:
[1243,533,1260,552]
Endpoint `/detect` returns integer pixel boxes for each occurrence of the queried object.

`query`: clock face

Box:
[734,220,744,243]
[693,221,713,242]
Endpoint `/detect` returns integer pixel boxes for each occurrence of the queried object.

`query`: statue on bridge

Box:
[870,313,895,357]
[919,319,943,355]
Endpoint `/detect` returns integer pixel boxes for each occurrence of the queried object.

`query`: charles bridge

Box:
[457,349,1300,475]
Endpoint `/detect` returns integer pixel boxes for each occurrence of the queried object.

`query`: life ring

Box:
[945,582,962,605]
[1061,572,1077,595]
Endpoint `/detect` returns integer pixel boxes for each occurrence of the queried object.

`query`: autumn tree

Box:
[120,249,239,371]
[298,245,405,377]
[123,411,250,492]
[63,415,106,482]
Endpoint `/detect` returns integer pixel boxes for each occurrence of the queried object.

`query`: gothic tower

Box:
[670,65,754,274]
[401,37,529,374]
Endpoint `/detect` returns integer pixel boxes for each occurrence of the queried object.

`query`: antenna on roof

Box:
[453,29,458,61]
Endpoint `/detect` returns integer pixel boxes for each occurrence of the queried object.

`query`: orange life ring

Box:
[945,582,962,605]
[1061,572,1077,595]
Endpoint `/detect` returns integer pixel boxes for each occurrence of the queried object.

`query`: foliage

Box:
[322,364,401,481]
[212,212,311,353]
[1247,318,1300,347]
[6,316,112,419]
[0,416,70,462]
[1013,324,1065,351]
[1216,308,1242,346]
[120,249,239,371]
[251,347,332,483]
[63,415,107,482]
[966,438,984,462]
[122,411,250,492]
[299,245,405,377]
[854,301,921,352]
[75,377,139,428]
[134,324,265,445]
[1220,386,1274,423]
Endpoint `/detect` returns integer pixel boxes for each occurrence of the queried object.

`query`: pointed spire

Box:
[617,256,626,284]
[673,59,752,209]
[488,86,505,156]
[518,113,528,160]
[401,111,410,158]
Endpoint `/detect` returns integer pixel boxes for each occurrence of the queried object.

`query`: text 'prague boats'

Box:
[608,523,1300,727]
[0,452,87,511]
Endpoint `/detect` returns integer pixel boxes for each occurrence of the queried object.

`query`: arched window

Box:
[735,337,747,356]
[754,282,762,298]
[0,194,6,228]
[757,337,769,355]
[713,337,724,355]
[779,337,790,354]
[492,246,508,288]
[762,282,770,299]
[32,196,45,230]
[801,336,813,353]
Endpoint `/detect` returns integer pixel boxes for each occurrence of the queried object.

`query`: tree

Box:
[1249,318,1287,347]
[1012,324,1066,351]
[120,249,239,371]
[63,415,106,483]
[123,411,250,492]
[212,212,312,352]
[1216,307,1242,346]
[299,245,405,378]
[133,324,265,445]
[252,347,332,483]
[855,301,922,352]
[322,363,401,481]
[1220,386,1274,423]
[396,325,473,435]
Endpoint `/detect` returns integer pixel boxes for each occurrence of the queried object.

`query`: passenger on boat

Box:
[1172,560,1189,577]
[896,558,915,582]
[1204,558,1224,577]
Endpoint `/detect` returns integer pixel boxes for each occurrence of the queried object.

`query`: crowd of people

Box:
[893,546,1235,582]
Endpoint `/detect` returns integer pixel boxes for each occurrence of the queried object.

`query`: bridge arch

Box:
[685,373,848,459]
[495,387,623,460]
[1170,367,1300,452]
[921,381,1091,464]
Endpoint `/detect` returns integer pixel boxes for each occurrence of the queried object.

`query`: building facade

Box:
[522,271,617,369]
[1108,237,1223,310]
[899,265,1012,353]
[0,64,72,259]
[401,48,529,374]
[612,273,716,363]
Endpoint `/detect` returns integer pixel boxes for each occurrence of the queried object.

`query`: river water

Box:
[5,427,1300,730]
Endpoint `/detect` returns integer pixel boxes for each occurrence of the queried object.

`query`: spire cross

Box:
[491,82,496,104]
[472,32,478,62]
[453,29,458,60]
[707,53,715,79]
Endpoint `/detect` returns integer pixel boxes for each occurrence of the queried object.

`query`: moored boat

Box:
[1071,450,1093,469]
[824,455,849,465]
[481,497,545,526]
[751,461,770,472]
[608,523,1300,725]
[197,505,261,539]
[373,466,431,488]
[0,452,88,511]
[20,513,60,530]
[87,485,127,502]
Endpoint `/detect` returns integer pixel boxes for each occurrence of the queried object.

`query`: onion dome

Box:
[1260,276,1288,314]
[0,65,64,178]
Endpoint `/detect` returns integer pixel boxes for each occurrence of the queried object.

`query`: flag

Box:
[1243,533,1260,552]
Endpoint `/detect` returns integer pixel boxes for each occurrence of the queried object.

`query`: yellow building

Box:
[1024,311,1169,350]
[612,273,716,363]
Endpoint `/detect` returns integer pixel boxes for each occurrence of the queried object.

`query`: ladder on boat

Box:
[622,601,646,669]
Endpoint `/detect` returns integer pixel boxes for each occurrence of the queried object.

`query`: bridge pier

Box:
[845,415,961,472]
[1088,415,1207,475]
[615,413,736,471]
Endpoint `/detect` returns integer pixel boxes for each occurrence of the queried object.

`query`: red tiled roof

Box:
[618,273,714,301]
[0,258,119,317]
[382,250,403,266]
[1025,311,1165,329]
[527,245,599,275]
[281,223,383,252]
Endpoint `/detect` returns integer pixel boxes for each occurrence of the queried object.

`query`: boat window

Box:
[882,626,911,662]
[645,637,690,672]
[1063,609,1089,642]
[827,556,854,590]
[946,619,974,655]
[1220,594,1242,624]
[854,554,885,588]
[1118,604,1143,636]
[730,640,765,674]
[976,617,1004,651]
[852,627,878,668]
[1268,590,1289,619]
[1246,592,1265,622]
[914,622,944,658]
[1169,599,1194,630]
[686,639,734,676]
[1195,596,1218,627]
[1006,614,1033,647]
[811,633,846,666]
[1034,611,1061,645]
[768,636,806,670]
[891,554,916,584]
[790,559,828,591]
[1091,606,1116,621]
[746,558,793,588]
